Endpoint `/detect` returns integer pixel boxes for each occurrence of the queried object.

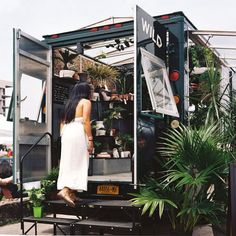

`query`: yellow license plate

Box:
[97,185,119,195]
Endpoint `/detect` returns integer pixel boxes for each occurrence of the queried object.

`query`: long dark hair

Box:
[63,82,91,123]
[0,160,12,178]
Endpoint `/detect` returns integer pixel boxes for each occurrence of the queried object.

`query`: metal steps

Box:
[74,218,141,234]
[22,216,78,235]
[22,198,142,235]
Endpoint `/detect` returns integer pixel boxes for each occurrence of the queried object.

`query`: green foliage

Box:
[189,45,207,72]
[27,188,45,207]
[43,167,59,182]
[103,106,125,132]
[55,49,78,70]
[219,90,236,145]
[130,188,177,218]
[41,179,56,196]
[117,133,133,151]
[131,124,234,232]
[41,167,59,197]
[116,67,133,94]
[189,45,221,127]
[87,64,119,88]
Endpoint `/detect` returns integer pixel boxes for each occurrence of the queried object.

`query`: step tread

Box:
[23,216,78,225]
[75,219,139,229]
[46,199,140,208]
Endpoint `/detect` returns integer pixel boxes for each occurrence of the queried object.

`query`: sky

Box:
[0,0,236,81]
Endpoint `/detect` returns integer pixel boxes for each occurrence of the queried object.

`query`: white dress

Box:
[57,117,89,192]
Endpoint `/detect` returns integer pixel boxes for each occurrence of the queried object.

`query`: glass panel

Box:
[140,48,179,117]
[20,74,46,122]
[20,143,48,181]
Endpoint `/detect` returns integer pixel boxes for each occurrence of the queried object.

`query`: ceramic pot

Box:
[59,70,75,78]
[96,121,106,136]
[120,151,131,158]
[33,206,43,218]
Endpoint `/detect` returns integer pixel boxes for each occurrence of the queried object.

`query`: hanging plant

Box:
[54,48,78,70]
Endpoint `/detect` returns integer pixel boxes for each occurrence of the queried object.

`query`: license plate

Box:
[97,185,119,195]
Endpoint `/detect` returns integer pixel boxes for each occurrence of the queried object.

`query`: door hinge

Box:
[16,29,21,39]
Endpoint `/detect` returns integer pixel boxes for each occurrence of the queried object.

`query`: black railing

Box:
[20,132,52,230]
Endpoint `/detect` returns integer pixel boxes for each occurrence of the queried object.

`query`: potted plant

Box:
[54,48,78,77]
[117,133,133,157]
[116,66,133,100]
[86,64,119,90]
[27,187,45,218]
[103,106,125,136]
[130,123,234,234]
[41,167,59,200]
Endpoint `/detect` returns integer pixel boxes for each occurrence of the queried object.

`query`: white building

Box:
[0,80,12,116]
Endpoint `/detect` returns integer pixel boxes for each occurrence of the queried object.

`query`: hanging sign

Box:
[136,5,166,60]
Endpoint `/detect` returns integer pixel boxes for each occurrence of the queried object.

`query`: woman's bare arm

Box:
[0,176,13,185]
[82,99,93,153]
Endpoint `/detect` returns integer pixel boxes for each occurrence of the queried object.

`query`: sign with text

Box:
[136,5,166,60]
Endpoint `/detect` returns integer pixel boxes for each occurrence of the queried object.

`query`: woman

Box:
[0,160,18,199]
[57,82,93,207]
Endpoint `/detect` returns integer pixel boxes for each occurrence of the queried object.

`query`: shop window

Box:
[20,74,46,122]
[140,47,179,117]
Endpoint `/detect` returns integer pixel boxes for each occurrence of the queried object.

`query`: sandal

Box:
[57,190,75,207]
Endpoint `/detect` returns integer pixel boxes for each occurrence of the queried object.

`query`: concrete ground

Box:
[0,214,76,235]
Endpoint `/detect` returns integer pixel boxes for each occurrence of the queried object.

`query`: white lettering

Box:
[141,17,163,48]
[156,35,162,48]
[141,18,150,34]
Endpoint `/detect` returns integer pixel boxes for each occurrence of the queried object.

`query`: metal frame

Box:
[20,132,52,233]
[13,29,52,184]
[190,30,236,69]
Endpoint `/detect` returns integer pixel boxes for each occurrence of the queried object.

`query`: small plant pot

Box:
[59,70,75,78]
[92,92,100,101]
[33,206,43,218]
[111,93,119,100]
[120,151,131,158]
[96,121,106,136]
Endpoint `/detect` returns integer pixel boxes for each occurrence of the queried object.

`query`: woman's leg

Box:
[69,190,80,202]
[1,186,13,199]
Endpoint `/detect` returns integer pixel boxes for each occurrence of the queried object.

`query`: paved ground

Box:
[0,214,75,235]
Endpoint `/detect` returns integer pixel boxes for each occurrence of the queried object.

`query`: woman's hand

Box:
[88,140,94,154]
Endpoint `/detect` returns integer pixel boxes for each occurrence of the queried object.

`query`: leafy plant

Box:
[117,133,133,151]
[41,167,59,199]
[41,179,56,196]
[103,106,125,134]
[54,48,78,70]
[131,124,235,232]
[94,141,102,153]
[27,188,45,207]
[189,46,221,127]
[43,167,59,182]
[116,66,133,94]
[87,64,119,89]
